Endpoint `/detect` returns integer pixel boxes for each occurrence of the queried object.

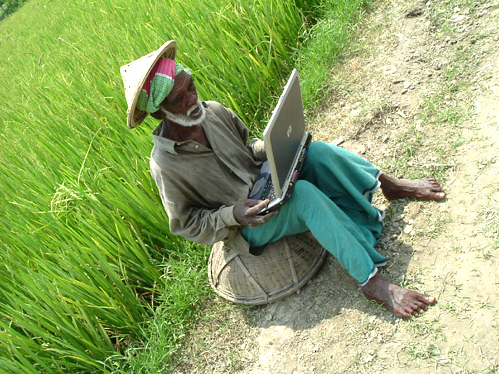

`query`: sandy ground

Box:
[172,0,499,373]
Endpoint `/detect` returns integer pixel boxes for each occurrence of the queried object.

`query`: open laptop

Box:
[248,68,312,215]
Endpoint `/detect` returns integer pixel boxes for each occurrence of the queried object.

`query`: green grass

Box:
[296,0,369,111]
[0,0,29,21]
[0,0,369,372]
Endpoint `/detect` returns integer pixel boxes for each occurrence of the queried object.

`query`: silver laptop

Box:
[249,68,312,215]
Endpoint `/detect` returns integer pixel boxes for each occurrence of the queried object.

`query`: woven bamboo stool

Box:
[208,232,328,305]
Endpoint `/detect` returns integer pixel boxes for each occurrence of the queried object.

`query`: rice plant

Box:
[0,0,367,372]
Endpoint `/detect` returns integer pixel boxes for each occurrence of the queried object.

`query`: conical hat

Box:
[120,40,178,129]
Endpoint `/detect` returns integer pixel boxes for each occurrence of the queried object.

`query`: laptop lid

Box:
[263,69,306,197]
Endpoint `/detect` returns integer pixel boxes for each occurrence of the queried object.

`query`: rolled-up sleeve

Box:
[151,159,240,245]
[248,138,266,161]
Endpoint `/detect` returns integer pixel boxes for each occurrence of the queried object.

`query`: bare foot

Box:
[379,174,445,201]
[361,273,436,318]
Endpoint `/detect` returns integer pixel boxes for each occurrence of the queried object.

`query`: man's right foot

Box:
[361,273,436,318]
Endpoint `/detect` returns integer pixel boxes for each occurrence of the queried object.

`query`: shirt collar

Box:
[152,121,178,154]
[152,102,211,155]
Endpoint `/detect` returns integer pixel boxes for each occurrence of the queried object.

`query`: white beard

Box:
[160,100,206,127]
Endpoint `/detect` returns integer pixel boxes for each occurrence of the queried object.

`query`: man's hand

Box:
[233,199,277,228]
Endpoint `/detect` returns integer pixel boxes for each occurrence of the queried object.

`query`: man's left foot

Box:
[380,175,445,201]
[361,273,436,318]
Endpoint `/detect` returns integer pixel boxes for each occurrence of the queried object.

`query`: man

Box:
[121,41,445,318]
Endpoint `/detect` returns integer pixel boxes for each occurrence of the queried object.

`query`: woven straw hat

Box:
[120,40,178,129]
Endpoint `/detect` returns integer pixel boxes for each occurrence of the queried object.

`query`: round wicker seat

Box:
[208,232,328,305]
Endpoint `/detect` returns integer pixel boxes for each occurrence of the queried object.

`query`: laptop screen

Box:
[263,69,306,196]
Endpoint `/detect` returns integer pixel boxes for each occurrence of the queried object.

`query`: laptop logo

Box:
[287,125,292,138]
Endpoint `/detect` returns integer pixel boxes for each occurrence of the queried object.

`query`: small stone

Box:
[404,225,413,234]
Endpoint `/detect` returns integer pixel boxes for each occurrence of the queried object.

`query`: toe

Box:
[425,295,437,305]
[434,192,445,200]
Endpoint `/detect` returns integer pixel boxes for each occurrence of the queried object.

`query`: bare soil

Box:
[172,0,499,372]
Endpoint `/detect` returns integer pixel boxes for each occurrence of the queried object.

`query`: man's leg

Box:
[298,142,440,316]
[299,142,386,234]
[300,142,382,205]
[244,181,435,317]
[300,141,445,204]
[244,180,386,284]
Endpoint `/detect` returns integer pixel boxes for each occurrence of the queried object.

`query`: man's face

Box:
[160,71,205,127]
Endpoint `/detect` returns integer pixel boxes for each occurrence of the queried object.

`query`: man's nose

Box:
[187,92,197,106]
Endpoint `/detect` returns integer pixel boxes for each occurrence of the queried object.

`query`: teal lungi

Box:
[243,142,387,285]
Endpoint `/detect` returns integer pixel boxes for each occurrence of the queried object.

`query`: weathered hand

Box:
[233,199,277,228]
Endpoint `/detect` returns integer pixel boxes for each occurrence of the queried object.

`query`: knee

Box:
[288,180,331,219]
[291,180,323,205]
[306,141,339,165]
[294,180,314,194]
[290,180,315,203]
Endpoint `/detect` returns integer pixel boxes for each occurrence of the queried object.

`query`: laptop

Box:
[248,68,312,215]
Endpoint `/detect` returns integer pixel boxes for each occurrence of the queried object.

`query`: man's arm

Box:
[165,198,276,245]
[169,203,240,245]
[225,107,267,160]
[207,101,266,161]
[151,159,274,246]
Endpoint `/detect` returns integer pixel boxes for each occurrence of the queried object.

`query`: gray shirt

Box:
[150,101,266,255]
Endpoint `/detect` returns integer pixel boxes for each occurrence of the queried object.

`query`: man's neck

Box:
[162,120,211,148]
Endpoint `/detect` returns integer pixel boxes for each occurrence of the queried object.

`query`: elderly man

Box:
[121,41,445,318]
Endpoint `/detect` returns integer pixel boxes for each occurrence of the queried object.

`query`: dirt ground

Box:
[172,0,499,373]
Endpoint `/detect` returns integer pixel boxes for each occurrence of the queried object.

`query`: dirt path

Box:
[173,1,499,373]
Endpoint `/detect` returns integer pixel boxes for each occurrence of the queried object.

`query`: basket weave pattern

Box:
[208,232,327,305]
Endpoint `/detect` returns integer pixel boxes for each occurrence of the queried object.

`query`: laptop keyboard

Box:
[261,177,277,200]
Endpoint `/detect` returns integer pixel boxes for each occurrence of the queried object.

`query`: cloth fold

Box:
[136,59,190,113]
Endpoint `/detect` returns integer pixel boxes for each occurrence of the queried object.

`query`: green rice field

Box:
[0,0,367,372]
